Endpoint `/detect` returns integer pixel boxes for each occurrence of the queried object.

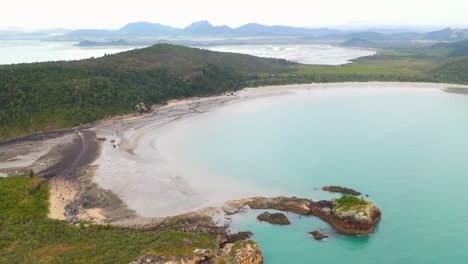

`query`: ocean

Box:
[167,86,468,263]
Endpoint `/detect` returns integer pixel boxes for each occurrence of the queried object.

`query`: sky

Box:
[1,0,468,30]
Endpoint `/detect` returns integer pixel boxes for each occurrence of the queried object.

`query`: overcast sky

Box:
[2,0,468,30]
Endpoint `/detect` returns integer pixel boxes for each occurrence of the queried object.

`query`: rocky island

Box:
[257,212,291,225]
[229,195,381,235]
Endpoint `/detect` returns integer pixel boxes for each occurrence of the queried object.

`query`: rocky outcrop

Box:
[220,232,253,247]
[230,197,312,215]
[309,231,328,240]
[257,212,291,225]
[129,252,213,264]
[322,186,362,196]
[228,195,381,235]
[233,242,263,264]
[216,241,263,264]
[131,241,263,264]
[135,102,149,113]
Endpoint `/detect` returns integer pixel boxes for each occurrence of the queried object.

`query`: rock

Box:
[129,249,214,264]
[135,102,149,113]
[215,241,264,264]
[332,196,381,225]
[311,195,381,235]
[309,230,328,240]
[232,196,312,215]
[257,212,290,225]
[234,242,263,264]
[220,231,253,247]
[322,186,362,196]
[309,200,333,209]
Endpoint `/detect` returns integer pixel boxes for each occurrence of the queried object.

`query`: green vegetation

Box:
[0,176,218,264]
[431,57,468,84]
[0,44,294,140]
[333,196,369,212]
[1,42,468,141]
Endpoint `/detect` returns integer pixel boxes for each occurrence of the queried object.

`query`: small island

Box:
[229,195,381,235]
[257,212,291,225]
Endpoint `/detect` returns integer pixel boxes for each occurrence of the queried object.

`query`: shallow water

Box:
[200,44,376,65]
[0,40,135,64]
[165,86,468,263]
[0,41,374,66]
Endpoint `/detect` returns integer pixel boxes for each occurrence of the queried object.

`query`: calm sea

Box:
[173,86,468,263]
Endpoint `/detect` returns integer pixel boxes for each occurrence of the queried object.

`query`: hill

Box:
[2,43,468,141]
[424,40,468,56]
[0,44,294,140]
[340,38,377,48]
[423,28,468,41]
[431,57,468,83]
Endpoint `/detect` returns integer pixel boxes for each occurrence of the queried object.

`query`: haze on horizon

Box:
[1,0,468,30]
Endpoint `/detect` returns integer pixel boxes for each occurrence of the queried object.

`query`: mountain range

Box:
[64,21,344,39]
[62,21,468,42]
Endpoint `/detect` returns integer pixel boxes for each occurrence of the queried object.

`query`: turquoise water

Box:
[177,87,468,263]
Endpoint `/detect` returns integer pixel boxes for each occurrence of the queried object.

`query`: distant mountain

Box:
[345,31,386,40]
[64,20,344,39]
[424,28,468,41]
[234,23,342,36]
[340,38,377,48]
[117,21,180,36]
[61,21,468,43]
[182,20,233,36]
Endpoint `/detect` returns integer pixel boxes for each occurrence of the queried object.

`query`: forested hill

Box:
[0,44,294,140]
[1,43,468,141]
[432,57,468,84]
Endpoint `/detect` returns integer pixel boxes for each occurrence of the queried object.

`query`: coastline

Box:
[90,81,468,221]
[1,81,468,224]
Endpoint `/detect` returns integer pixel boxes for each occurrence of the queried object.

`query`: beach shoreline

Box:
[1,82,468,224]
[89,82,468,221]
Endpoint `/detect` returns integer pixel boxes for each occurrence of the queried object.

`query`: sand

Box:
[48,177,79,220]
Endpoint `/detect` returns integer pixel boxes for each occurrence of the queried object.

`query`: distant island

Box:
[75,39,135,47]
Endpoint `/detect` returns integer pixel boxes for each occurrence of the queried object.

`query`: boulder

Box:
[309,231,328,240]
[257,212,290,225]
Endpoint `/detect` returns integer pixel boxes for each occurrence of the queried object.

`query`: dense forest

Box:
[1,43,468,141]
[0,45,294,140]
